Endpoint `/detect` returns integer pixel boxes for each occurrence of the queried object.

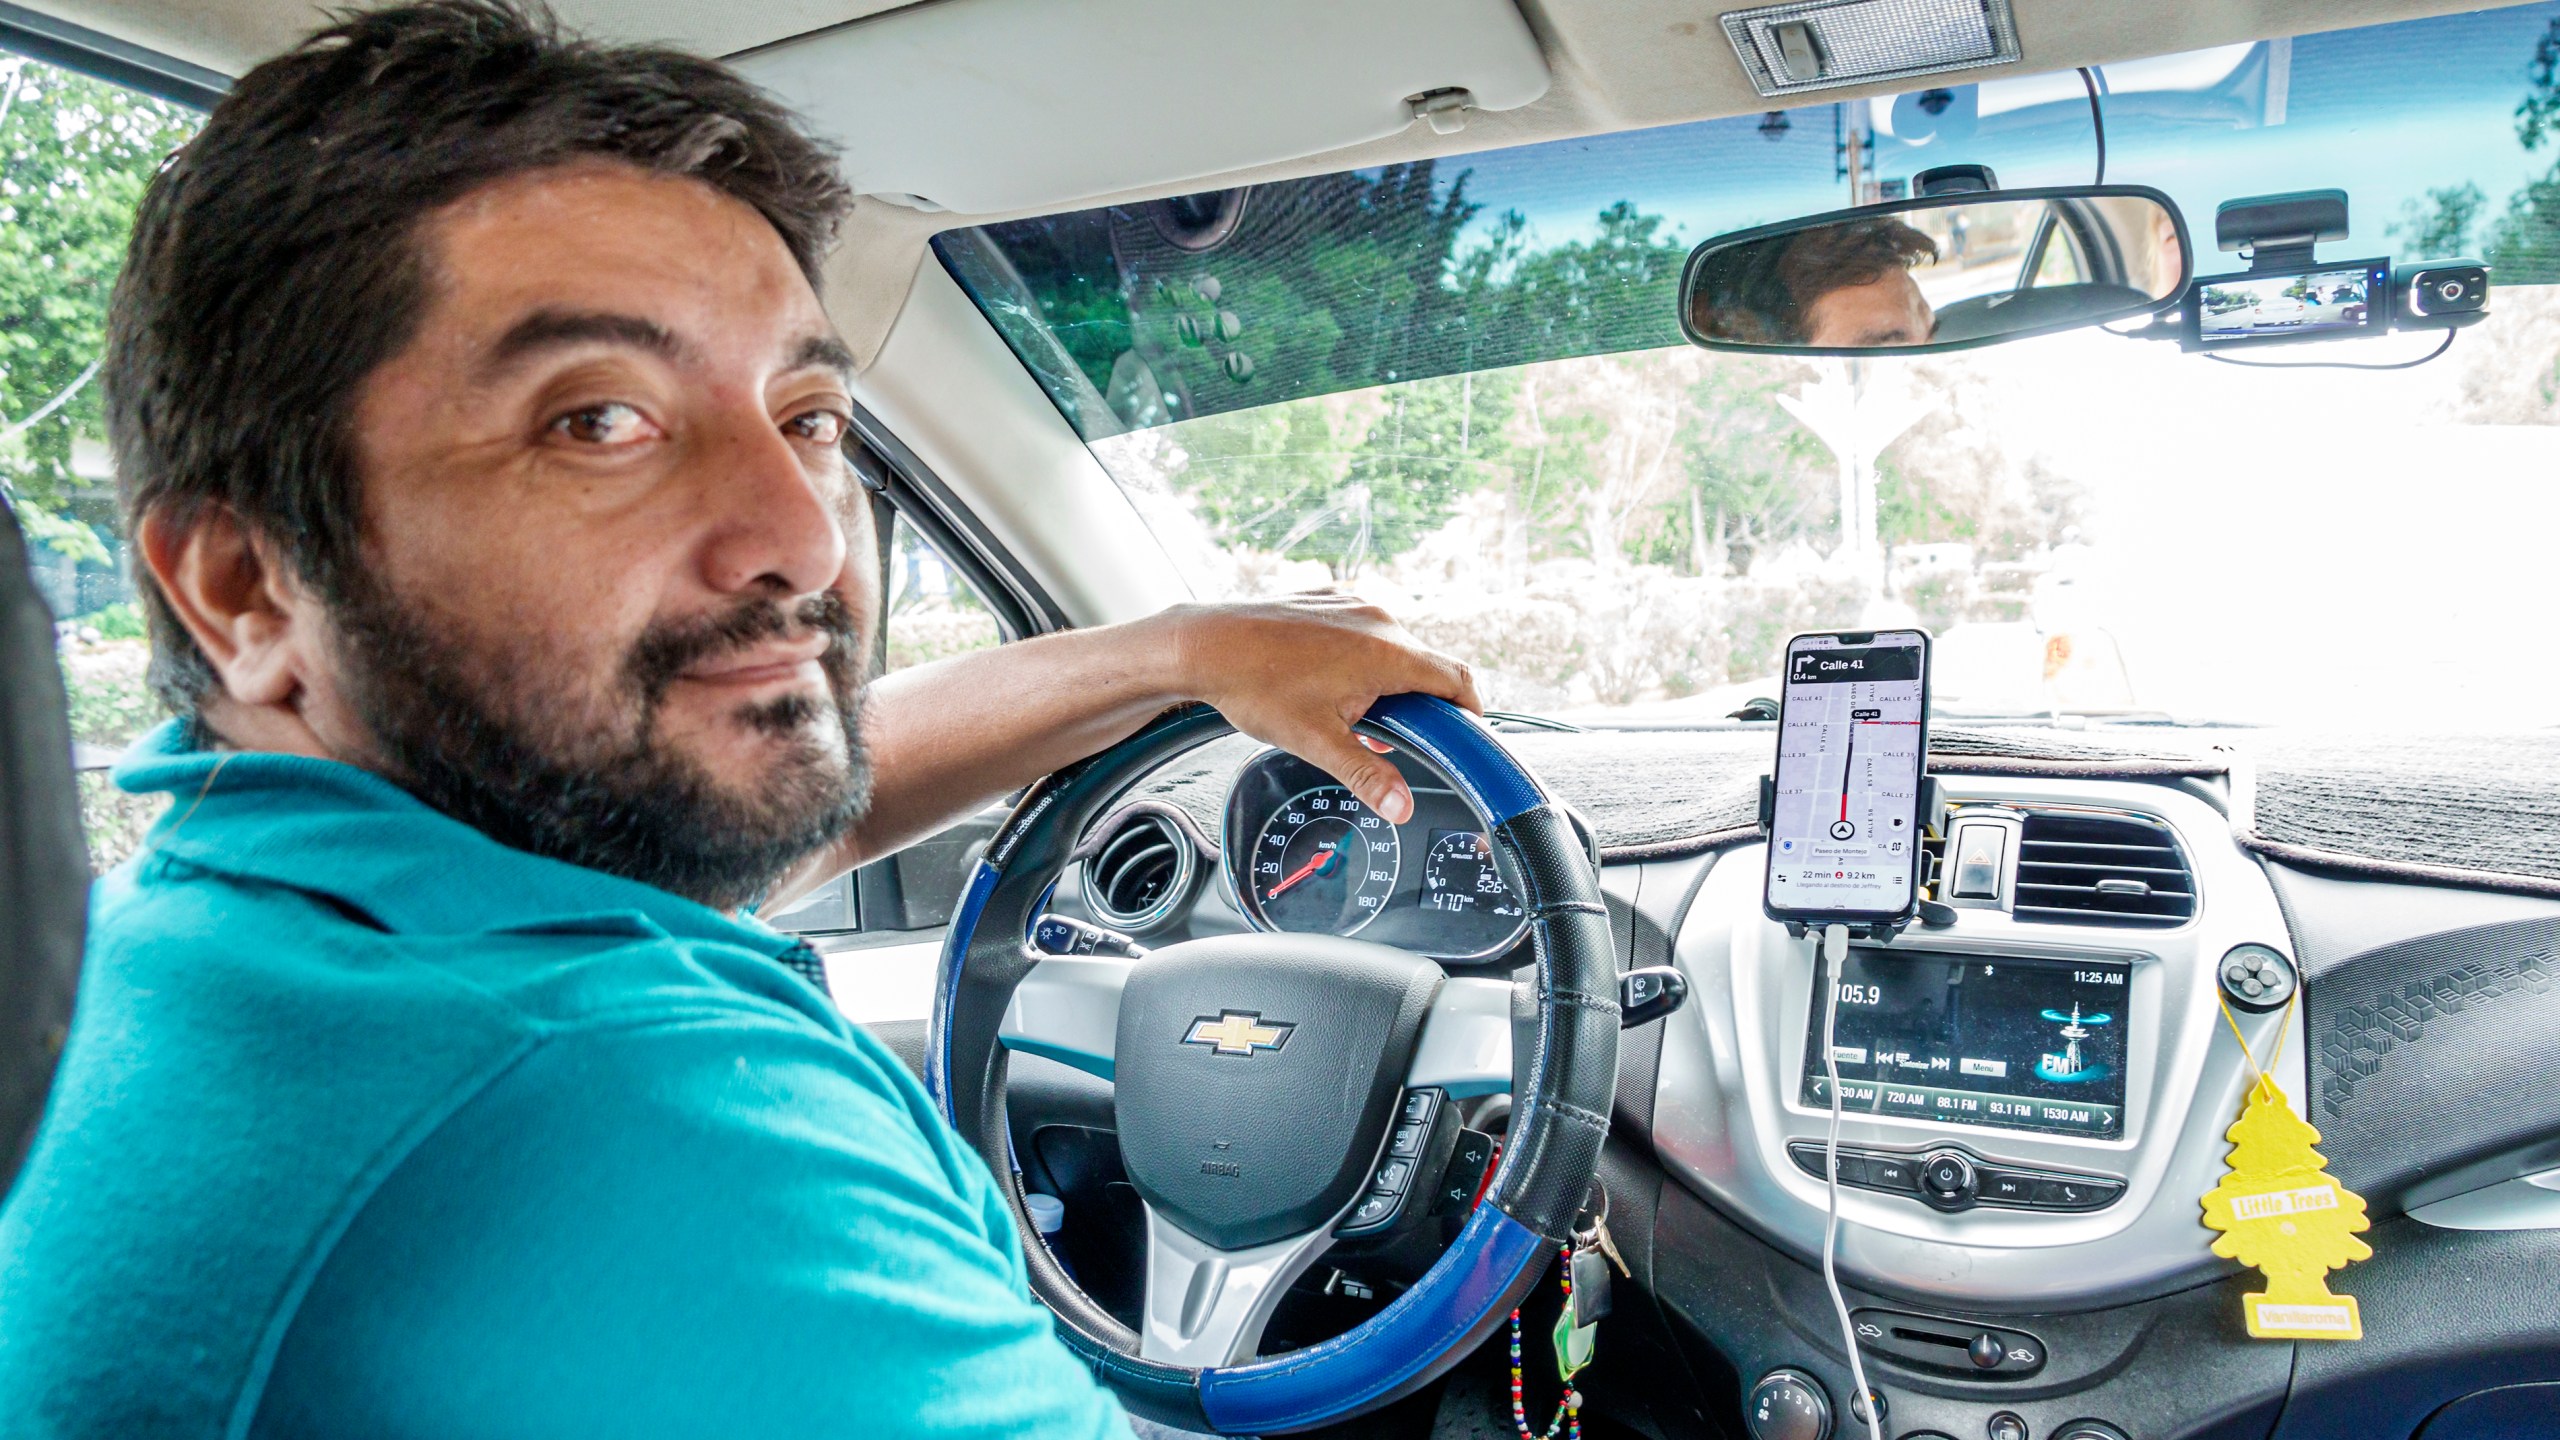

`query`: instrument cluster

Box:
[1219,745,1531,963]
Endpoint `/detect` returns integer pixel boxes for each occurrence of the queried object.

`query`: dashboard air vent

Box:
[1084,812,1194,930]
[2014,810,2195,927]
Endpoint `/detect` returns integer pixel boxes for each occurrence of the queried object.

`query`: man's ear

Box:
[134,505,309,708]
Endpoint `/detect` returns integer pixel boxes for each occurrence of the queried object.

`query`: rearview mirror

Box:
[1678,185,2191,356]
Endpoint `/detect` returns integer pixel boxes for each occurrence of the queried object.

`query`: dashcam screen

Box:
[2195,265,2379,344]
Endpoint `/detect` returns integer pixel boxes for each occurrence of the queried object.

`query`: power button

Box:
[1919,1150,1978,1210]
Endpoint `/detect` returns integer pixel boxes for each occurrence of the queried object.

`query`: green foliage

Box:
[9,491,106,564]
[1875,454,1965,549]
[2391,182,2485,257]
[1454,201,1691,371]
[1674,359,1826,571]
[57,635,162,748]
[2520,16,2560,154]
[969,167,1699,441]
[86,599,144,638]
[2483,170,2560,284]
[1333,373,1512,576]
[2433,17,2560,284]
[0,59,197,516]
[1178,373,1518,577]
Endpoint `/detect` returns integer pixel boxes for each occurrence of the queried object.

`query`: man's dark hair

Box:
[107,0,855,711]
[1691,216,1938,344]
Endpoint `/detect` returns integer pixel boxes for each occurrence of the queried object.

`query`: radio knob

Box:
[1919,1150,1977,1210]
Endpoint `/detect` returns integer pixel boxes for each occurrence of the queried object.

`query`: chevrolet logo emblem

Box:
[1184,1011,1294,1057]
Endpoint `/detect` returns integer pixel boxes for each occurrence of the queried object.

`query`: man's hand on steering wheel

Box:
[1168,592,1485,826]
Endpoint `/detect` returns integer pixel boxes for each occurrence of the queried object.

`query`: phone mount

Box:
[1757,774,1944,944]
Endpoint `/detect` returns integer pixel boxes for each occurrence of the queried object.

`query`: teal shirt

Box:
[0,722,1132,1440]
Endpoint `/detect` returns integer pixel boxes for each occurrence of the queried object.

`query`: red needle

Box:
[1265,843,1338,899]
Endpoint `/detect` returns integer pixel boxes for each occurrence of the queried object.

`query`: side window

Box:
[883,512,1005,673]
[2029,216,2091,288]
[6,55,201,870]
[764,508,1019,938]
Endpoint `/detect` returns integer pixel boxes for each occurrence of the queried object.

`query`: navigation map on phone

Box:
[1766,631,1929,920]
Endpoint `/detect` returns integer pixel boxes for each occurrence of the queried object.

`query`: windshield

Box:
[939,5,2560,728]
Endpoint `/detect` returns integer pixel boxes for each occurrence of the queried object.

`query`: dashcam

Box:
[2393,260,2490,330]
[2176,190,2491,351]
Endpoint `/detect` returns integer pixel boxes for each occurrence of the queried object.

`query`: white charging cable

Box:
[1820,922,1883,1440]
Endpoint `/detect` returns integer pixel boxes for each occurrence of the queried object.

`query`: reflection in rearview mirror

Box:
[1679,186,2191,356]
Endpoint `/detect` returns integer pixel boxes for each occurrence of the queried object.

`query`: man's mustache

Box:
[625,590,863,702]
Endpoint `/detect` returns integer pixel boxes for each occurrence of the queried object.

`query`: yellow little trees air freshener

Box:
[2199,1073,2371,1339]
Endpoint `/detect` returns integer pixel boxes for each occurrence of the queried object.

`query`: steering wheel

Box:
[930,694,1618,1435]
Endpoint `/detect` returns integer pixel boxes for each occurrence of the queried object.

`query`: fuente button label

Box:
[2230,1185,2341,1222]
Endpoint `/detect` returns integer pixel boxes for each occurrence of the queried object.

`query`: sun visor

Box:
[733,0,1551,217]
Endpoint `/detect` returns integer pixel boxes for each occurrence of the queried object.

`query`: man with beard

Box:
[0,5,1480,1437]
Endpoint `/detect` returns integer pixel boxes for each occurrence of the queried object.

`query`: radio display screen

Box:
[1801,948,2131,1138]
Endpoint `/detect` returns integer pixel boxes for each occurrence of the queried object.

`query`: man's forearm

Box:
[762,594,1477,914]
[838,612,1189,870]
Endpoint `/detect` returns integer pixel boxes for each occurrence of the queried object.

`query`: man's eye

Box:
[786,409,849,446]
[551,402,654,446]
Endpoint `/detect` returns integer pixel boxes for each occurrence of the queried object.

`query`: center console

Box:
[1645,775,2309,1438]
[1653,775,2304,1307]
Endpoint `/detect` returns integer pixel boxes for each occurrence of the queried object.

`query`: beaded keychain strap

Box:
[1506,1243,1583,1440]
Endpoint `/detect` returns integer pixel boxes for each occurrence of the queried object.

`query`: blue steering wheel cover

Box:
[925,858,1002,1115]
[1196,1202,1547,1433]
[1362,693,1543,826]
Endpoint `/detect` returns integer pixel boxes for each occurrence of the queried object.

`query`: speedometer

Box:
[1244,785,1402,935]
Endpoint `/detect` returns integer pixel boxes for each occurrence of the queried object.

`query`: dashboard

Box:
[1019,728,2560,1440]
[1216,744,1531,963]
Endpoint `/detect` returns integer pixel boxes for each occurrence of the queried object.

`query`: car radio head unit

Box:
[1802,946,2131,1139]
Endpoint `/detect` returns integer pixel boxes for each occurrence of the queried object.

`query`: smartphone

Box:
[1764,630,1932,927]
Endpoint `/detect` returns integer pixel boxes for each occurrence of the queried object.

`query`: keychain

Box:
[1507,1193,1631,1440]
[2197,990,2371,1340]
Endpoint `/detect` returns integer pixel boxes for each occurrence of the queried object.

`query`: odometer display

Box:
[1420,829,1524,923]
[1247,785,1401,935]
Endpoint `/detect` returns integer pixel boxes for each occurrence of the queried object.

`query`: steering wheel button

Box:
[1403,1090,1438,1123]
[1373,1160,1412,1195]
[1345,1194,1396,1229]
[1388,1123,1427,1158]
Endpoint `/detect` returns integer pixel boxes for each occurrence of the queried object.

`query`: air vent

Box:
[2014,811,2196,927]
[1084,813,1194,930]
